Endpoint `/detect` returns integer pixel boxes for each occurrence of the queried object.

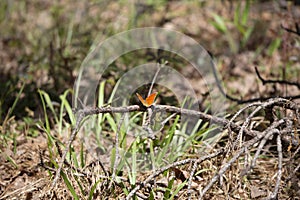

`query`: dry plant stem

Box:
[199,119,285,199]
[227,102,262,145]
[292,144,300,159]
[244,148,250,174]
[157,113,177,133]
[136,192,149,199]
[83,159,109,177]
[143,107,155,139]
[200,146,247,199]
[286,135,300,181]
[187,160,198,200]
[155,105,257,137]
[229,98,298,151]
[266,133,283,200]
[242,129,279,176]
[126,149,224,200]
[0,178,46,200]
[232,104,264,149]
[147,63,161,97]
[229,102,263,123]
[110,113,125,188]
[239,100,291,140]
[286,162,300,182]
[51,109,86,188]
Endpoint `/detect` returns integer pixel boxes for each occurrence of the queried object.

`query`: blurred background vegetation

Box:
[0,0,299,123]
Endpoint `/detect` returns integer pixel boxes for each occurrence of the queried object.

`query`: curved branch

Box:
[255,66,300,89]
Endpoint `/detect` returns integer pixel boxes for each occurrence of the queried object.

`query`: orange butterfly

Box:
[136,92,158,107]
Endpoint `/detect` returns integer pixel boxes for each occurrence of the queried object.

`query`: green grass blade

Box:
[61,171,79,200]
[39,90,59,125]
[96,81,106,143]
[156,115,179,165]
[234,1,241,26]
[211,13,228,34]
[5,154,18,169]
[88,179,102,200]
[131,140,137,185]
[164,176,174,199]
[169,180,187,199]
[267,38,281,56]
[3,82,25,125]
[105,113,117,133]
[241,26,254,47]
[38,90,51,132]
[241,0,250,26]
[59,89,75,125]
[71,150,79,168]
[110,147,116,171]
[108,80,120,103]
[80,142,85,168]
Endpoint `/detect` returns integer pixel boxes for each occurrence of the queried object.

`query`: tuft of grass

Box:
[210,0,253,54]
[0,82,25,156]
[267,37,281,56]
[61,171,80,200]
[1,82,25,132]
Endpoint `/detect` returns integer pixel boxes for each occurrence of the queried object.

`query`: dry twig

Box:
[126,148,224,200]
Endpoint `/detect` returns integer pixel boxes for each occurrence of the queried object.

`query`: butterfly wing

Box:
[136,93,147,107]
[136,92,157,107]
[145,92,158,107]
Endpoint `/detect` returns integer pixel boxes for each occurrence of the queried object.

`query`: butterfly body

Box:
[136,92,158,107]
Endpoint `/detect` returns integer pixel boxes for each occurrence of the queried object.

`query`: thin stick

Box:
[187,160,198,200]
[241,129,279,177]
[255,66,300,89]
[148,63,161,96]
[199,119,285,199]
[267,133,283,200]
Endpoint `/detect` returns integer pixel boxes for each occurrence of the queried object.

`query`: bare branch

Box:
[269,133,283,199]
[126,149,224,200]
[199,119,285,199]
[255,66,300,89]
